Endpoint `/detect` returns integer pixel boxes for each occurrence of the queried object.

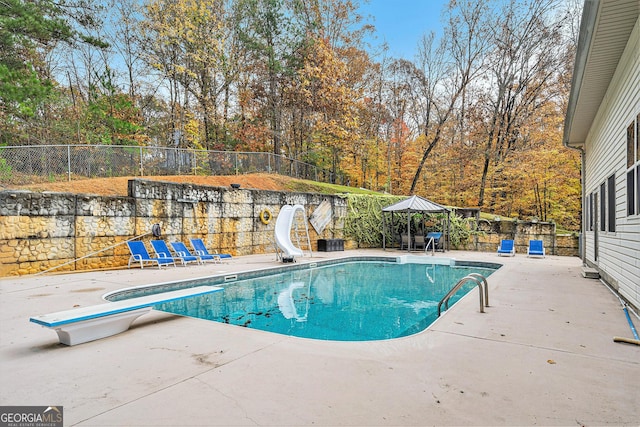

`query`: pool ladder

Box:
[437,273,489,317]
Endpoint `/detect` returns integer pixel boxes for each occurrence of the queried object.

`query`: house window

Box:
[627,115,640,216]
[627,121,635,168]
[600,182,606,231]
[637,166,640,213]
[585,193,593,231]
[607,174,616,232]
[628,170,635,216]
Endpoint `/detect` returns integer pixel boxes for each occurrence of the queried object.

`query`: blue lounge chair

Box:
[497,239,516,256]
[170,241,206,264]
[527,240,545,258]
[190,238,232,262]
[126,241,176,269]
[151,240,197,266]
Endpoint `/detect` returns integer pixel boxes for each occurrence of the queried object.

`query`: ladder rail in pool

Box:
[437,274,488,317]
[467,273,489,307]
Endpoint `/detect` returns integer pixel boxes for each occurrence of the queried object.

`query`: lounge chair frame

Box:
[171,241,210,264]
[190,238,232,263]
[126,241,176,269]
[151,240,198,266]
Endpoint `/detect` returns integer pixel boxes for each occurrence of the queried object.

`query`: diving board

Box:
[30,286,223,345]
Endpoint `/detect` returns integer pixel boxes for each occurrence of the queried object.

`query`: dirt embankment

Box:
[4,174,295,196]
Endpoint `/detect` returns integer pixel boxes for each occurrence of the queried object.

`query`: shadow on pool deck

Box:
[1,249,638,426]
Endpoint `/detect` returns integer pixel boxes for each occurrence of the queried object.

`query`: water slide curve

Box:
[274,205,305,259]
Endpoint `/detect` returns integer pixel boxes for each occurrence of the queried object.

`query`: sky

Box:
[359,0,449,60]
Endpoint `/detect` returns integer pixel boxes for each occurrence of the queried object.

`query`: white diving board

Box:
[30,285,223,346]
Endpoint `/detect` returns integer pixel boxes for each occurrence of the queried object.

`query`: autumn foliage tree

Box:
[2,0,582,230]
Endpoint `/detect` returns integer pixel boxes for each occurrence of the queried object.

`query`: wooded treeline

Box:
[0,0,582,230]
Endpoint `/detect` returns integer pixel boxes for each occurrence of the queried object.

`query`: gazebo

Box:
[382,195,450,251]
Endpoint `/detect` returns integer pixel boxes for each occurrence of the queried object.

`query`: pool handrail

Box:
[466,273,489,307]
[437,274,488,317]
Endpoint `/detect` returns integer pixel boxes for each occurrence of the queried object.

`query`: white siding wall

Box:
[584,19,640,308]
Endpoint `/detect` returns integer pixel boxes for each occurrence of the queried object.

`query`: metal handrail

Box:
[467,273,489,307]
[437,274,488,317]
[425,237,435,256]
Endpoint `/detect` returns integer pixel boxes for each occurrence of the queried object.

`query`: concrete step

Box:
[582,267,600,279]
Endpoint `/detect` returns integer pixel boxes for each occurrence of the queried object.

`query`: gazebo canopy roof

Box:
[382,195,449,213]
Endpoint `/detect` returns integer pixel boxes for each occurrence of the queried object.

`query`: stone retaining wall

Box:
[0,180,347,276]
[0,179,579,276]
[457,220,579,257]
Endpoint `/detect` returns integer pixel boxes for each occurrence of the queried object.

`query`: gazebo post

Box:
[406,209,411,252]
[446,211,451,251]
[382,212,387,250]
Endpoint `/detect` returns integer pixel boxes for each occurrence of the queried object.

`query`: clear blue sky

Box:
[360,0,449,59]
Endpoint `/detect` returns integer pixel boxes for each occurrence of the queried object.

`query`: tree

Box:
[475,0,568,209]
[0,0,73,122]
[143,0,231,149]
[408,0,489,194]
[296,36,363,182]
[235,0,305,162]
[287,0,373,183]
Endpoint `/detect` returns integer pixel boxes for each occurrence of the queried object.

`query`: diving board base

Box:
[53,308,151,346]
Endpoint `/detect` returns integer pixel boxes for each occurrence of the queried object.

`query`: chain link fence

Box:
[0,145,345,185]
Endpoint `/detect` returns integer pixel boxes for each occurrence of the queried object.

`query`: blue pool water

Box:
[131,259,498,341]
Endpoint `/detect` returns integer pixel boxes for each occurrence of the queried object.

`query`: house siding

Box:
[584,18,640,309]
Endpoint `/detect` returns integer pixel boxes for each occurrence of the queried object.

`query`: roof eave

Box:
[562,0,600,149]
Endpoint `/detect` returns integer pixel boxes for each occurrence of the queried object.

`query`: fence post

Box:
[139,146,144,176]
[67,145,71,181]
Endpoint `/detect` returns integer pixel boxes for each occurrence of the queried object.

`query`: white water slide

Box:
[274,204,310,260]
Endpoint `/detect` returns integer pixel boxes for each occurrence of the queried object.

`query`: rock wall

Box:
[0,179,579,276]
[460,220,579,256]
[0,180,347,276]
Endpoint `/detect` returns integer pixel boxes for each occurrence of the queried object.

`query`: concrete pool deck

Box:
[1,249,638,426]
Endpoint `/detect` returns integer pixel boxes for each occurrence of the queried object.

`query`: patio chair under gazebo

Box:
[382,195,450,252]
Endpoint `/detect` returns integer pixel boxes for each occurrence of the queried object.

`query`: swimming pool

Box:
[106,257,499,341]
